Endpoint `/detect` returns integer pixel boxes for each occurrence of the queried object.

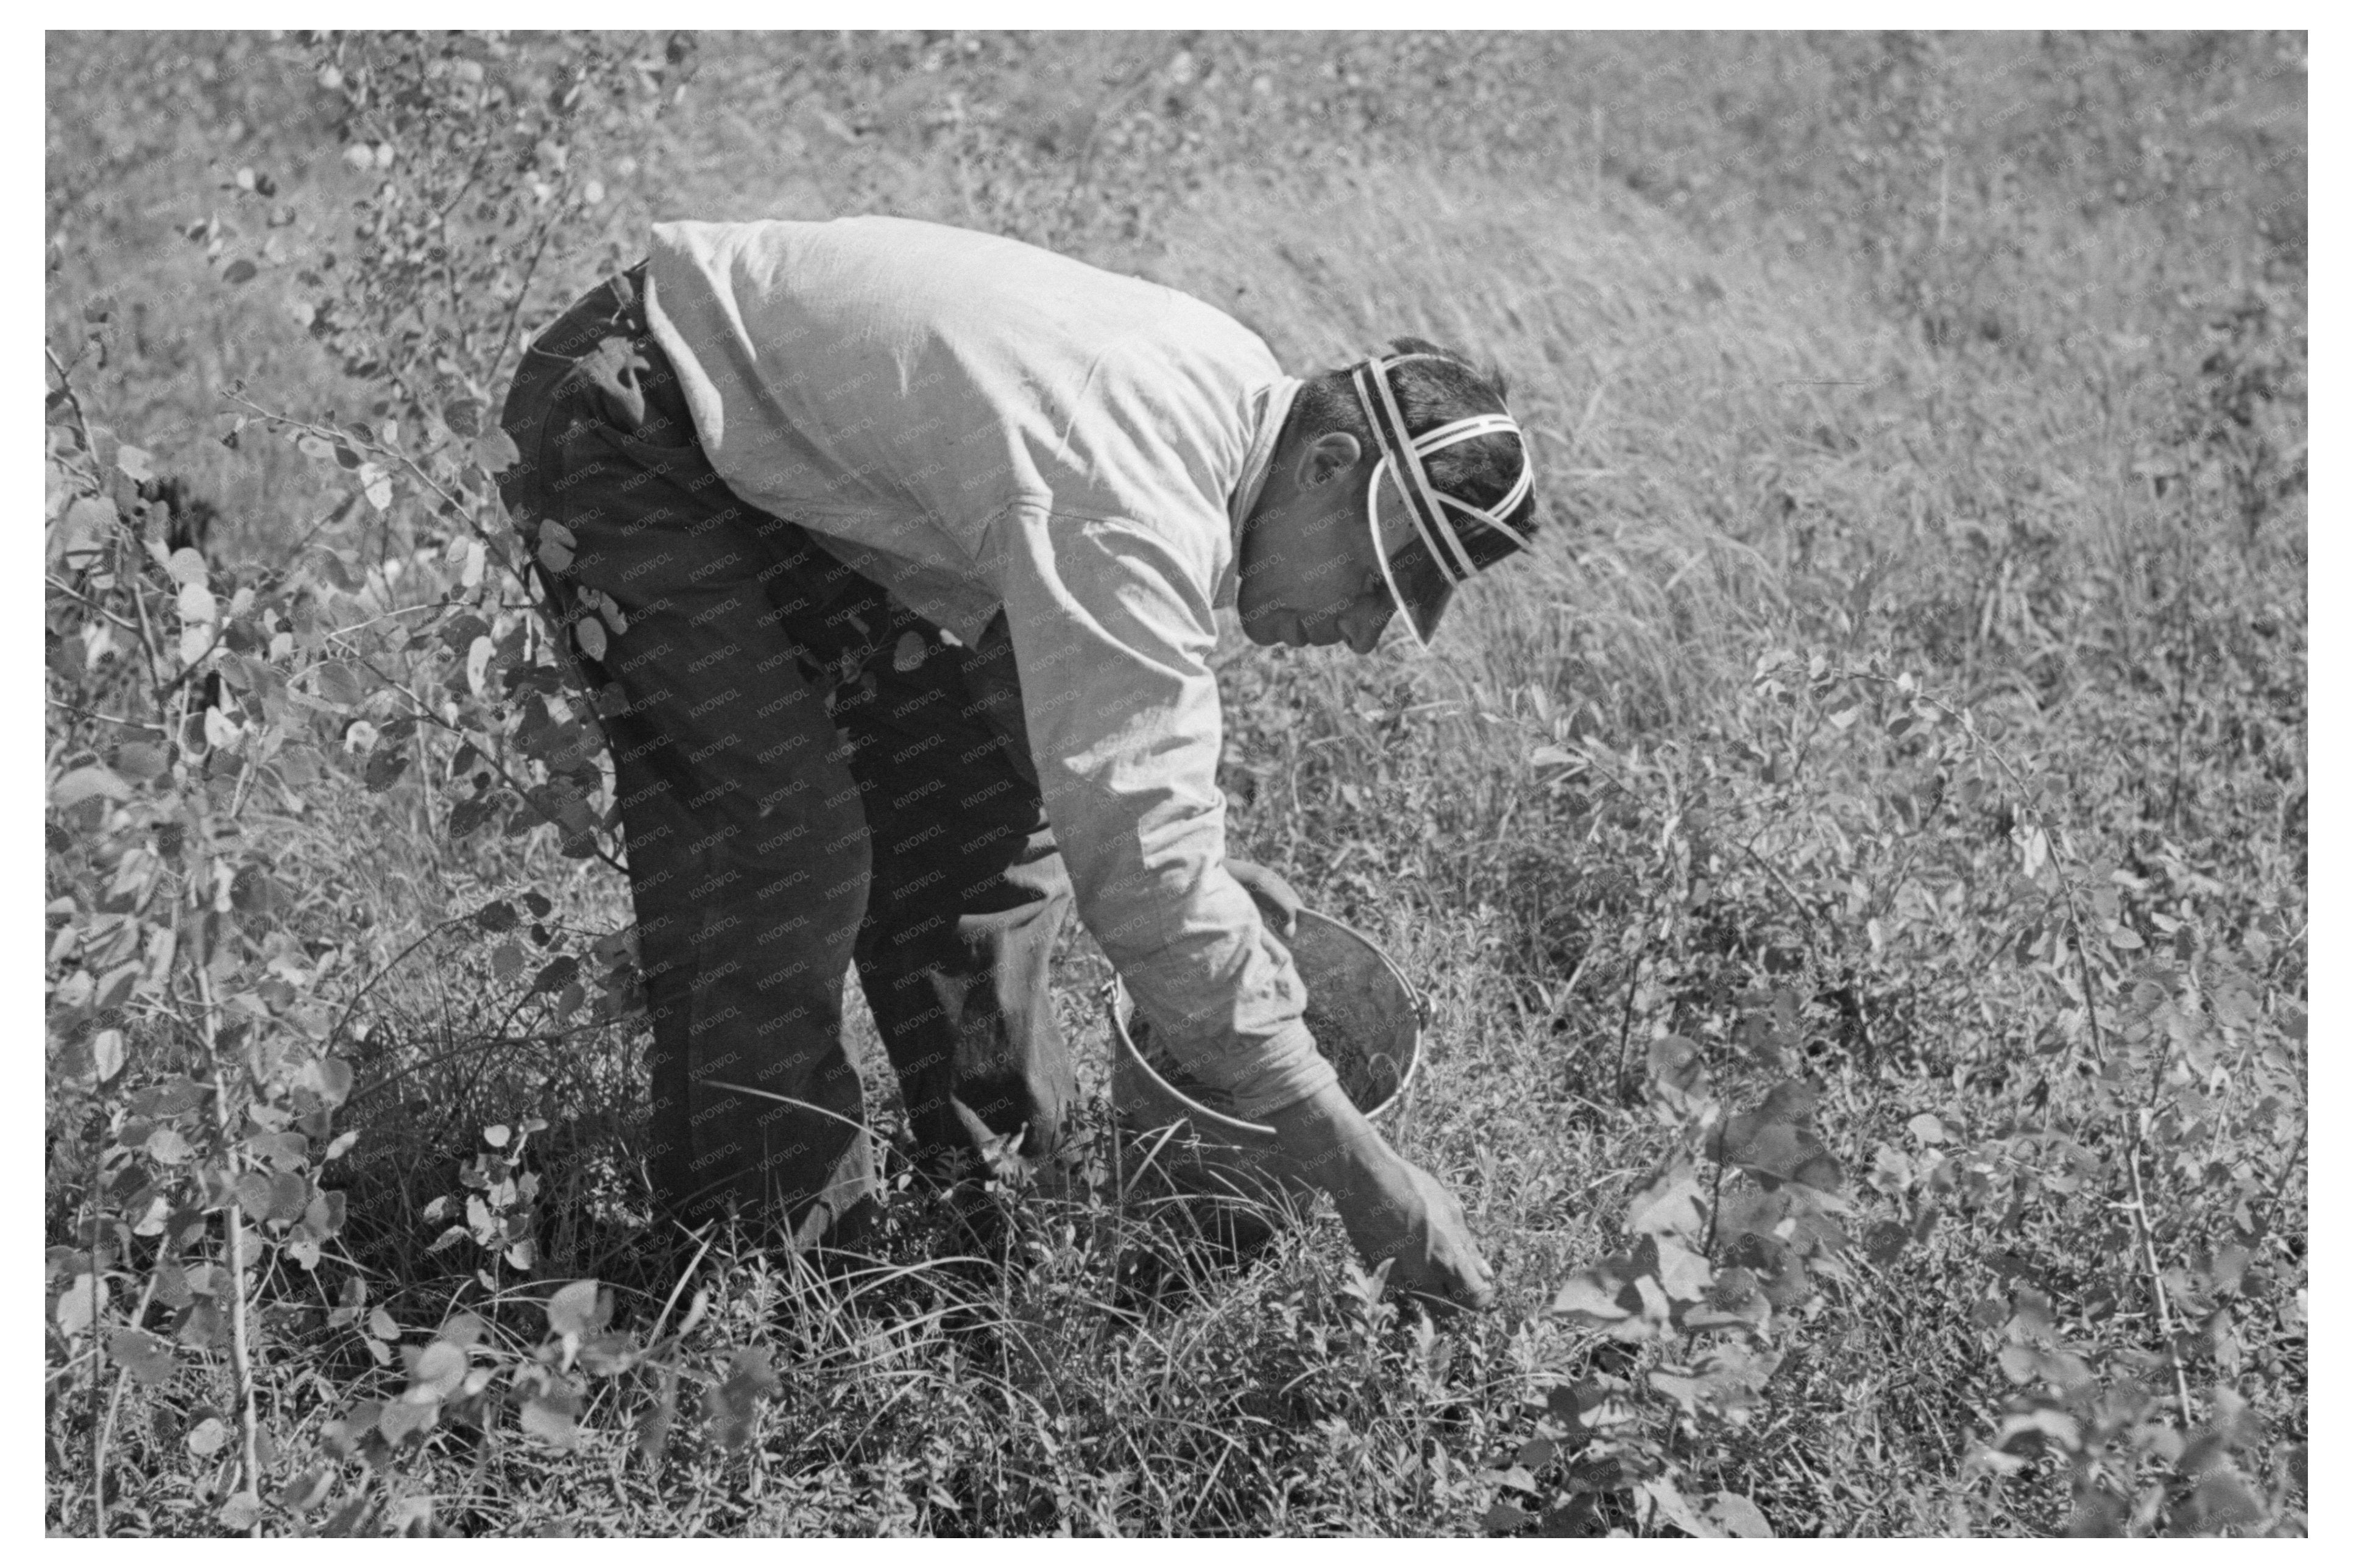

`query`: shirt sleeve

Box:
[984,506,1339,1120]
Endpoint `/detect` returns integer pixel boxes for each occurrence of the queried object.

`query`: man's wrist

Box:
[1266,1079,1395,1198]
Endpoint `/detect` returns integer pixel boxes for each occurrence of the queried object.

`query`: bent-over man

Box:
[495,216,1538,1312]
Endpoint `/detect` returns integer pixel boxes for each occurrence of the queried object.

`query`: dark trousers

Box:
[496,269,1075,1248]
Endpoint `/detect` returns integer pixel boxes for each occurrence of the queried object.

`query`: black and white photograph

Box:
[40,24,2309,1538]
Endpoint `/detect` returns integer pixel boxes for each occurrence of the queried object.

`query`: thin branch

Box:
[45,576,144,634]
[45,697,166,736]
[347,1020,612,1111]
[489,204,566,393]
[2123,1134,2196,1421]
[1613,941,1646,1107]
[92,1268,164,1538]
[45,342,99,457]
[82,1186,105,1536]
[177,725,264,1529]
[2249,1123,2308,1243]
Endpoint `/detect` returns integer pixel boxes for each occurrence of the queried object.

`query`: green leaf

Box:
[1548,1256,1646,1334]
[56,1273,109,1337]
[705,1346,780,1451]
[54,495,120,567]
[475,900,519,933]
[176,1299,227,1351]
[108,1328,177,1386]
[1639,1477,1722,1538]
[2020,824,2051,880]
[112,741,169,782]
[267,1171,312,1224]
[222,258,258,286]
[521,1392,578,1450]
[363,747,412,791]
[475,428,521,476]
[1543,1381,1614,1433]
[322,1394,381,1460]
[579,1329,644,1378]
[1646,1034,1713,1119]
[312,662,367,708]
[53,766,132,809]
[448,794,501,839]
[531,955,579,995]
[545,1279,609,1341]
[306,1191,348,1242]
[1623,1153,1706,1241]
[1481,1500,1534,1535]
[2191,1468,2266,1529]
[1681,1264,1772,1332]
[308,546,360,592]
[91,1028,127,1082]
[1705,1492,1774,1538]
[1710,1081,1845,1196]
[442,398,484,439]
[378,1398,439,1444]
[408,1338,468,1400]
[230,865,278,917]
[439,612,492,651]
[275,1465,334,1515]
[93,961,143,1011]
[161,548,211,593]
[130,1078,204,1117]
[1652,1234,1715,1302]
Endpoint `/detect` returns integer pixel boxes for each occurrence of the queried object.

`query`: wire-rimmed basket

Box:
[1106,907,1426,1198]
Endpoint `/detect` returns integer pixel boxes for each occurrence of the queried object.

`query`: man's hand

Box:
[1226,856,1303,939]
[1266,1081,1497,1314]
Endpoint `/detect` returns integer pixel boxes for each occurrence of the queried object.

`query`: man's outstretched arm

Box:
[989,506,1493,1307]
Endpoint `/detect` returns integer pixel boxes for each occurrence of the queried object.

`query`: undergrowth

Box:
[46,30,2304,1536]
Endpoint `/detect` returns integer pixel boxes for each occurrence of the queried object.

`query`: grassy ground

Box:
[46,32,2305,1536]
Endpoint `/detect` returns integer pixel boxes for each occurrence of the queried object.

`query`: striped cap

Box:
[1348,350,1535,648]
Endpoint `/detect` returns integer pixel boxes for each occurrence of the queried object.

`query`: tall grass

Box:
[47,31,2303,1536]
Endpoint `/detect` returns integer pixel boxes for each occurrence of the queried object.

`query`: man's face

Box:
[1237,432,1403,655]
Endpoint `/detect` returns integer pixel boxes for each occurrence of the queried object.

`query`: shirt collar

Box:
[1228,376,1301,540]
[1217,376,1301,608]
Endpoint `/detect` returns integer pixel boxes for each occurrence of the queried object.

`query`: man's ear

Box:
[1296,430,1362,490]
